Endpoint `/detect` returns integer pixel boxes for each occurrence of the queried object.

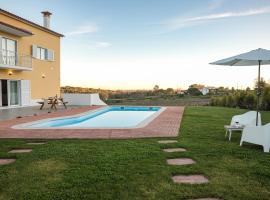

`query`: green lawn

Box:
[1,107,270,200]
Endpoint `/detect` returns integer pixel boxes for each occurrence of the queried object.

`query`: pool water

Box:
[18,106,162,129]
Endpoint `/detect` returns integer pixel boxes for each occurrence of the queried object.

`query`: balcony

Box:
[0,50,32,71]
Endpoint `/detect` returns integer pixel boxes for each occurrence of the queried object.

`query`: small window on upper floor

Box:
[32,45,54,61]
[37,47,46,60]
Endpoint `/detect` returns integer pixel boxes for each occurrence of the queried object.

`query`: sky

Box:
[2,0,270,90]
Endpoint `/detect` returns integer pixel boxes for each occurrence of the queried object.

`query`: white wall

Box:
[61,93,107,106]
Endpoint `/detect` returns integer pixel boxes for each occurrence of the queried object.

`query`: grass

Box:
[0,106,270,199]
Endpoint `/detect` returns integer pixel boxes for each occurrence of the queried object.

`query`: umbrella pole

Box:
[256,60,261,126]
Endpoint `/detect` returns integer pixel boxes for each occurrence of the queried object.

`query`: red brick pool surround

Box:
[0,106,184,139]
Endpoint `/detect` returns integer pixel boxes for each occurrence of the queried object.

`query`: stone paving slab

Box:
[172,175,209,184]
[0,106,184,139]
[8,149,32,153]
[0,159,16,165]
[167,158,195,165]
[158,140,178,144]
[163,148,186,152]
[189,198,221,200]
[27,142,46,145]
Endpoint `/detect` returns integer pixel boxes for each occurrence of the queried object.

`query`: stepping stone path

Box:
[158,140,178,144]
[158,139,218,199]
[172,175,209,184]
[0,158,16,165]
[8,149,32,153]
[27,142,46,145]
[163,148,186,152]
[167,158,195,165]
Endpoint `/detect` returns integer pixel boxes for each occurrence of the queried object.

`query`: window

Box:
[32,45,54,61]
[36,47,47,60]
[1,37,17,65]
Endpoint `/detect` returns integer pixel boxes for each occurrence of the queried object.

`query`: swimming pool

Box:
[14,106,164,129]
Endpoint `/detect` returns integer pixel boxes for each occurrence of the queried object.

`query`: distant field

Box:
[106,96,210,106]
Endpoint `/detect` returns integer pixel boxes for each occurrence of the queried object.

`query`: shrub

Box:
[210,86,270,111]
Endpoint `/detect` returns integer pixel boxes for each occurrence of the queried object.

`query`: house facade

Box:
[0,9,63,108]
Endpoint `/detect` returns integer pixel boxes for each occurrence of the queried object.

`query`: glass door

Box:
[9,80,19,106]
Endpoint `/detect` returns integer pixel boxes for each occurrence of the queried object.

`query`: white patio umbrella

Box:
[210,48,270,126]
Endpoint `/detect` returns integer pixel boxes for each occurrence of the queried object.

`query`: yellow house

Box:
[0,9,63,108]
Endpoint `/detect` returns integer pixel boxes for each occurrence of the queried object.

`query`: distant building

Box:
[189,84,214,95]
[207,86,218,94]
[199,87,209,95]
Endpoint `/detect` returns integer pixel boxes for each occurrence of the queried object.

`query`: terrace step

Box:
[8,149,32,153]
[172,175,209,184]
[167,158,195,165]
[0,158,16,165]
[163,148,186,152]
[158,140,178,144]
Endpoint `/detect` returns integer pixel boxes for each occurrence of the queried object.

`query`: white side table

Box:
[224,125,244,141]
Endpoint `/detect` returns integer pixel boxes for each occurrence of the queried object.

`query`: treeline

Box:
[61,85,184,103]
[109,88,178,99]
[210,83,270,111]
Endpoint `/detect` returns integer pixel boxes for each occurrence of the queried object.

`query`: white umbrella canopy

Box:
[210,48,270,126]
[210,48,270,66]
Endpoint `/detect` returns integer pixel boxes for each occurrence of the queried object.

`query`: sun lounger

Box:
[225,111,262,141]
[230,111,261,126]
[240,123,270,152]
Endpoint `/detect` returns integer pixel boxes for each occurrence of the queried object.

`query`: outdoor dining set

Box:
[38,95,68,110]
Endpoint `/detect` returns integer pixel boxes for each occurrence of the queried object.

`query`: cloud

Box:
[95,42,112,48]
[65,24,98,36]
[208,0,225,10]
[163,7,270,30]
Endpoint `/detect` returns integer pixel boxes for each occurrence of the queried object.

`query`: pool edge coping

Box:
[0,106,184,139]
[11,106,166,130]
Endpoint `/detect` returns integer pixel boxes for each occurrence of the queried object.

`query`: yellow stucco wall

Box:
[0,13,61,99]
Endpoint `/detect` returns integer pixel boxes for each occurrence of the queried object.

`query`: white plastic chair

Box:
[231,111,261,126]
[240,123,270,152]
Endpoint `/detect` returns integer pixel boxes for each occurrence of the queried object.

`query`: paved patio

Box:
[0,105,82,121]
[0,106,184,139]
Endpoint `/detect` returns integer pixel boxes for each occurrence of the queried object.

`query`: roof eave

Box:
[0,8,64,37]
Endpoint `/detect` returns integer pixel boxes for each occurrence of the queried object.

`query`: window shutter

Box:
[32,45,37,58]
[20,80,31,106]
[45,49,48,60]
[0,36,3,63]
[0,36,2,50]
[47,49,54,61]
[52,50,54,61]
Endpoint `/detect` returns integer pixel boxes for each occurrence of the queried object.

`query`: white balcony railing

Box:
[0,50,32,70]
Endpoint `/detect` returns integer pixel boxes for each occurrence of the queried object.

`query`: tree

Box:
[189,84,204,88]
[261,85,270,110]
[187,87,202,96]
[254,77,267,91]
[153,85,159,91]
[166,88,175,95]
[244,93,256,109]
